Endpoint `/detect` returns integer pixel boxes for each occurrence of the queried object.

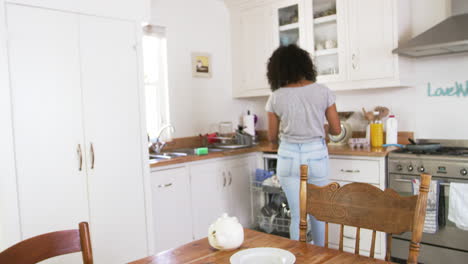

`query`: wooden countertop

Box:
[150,142,396,168]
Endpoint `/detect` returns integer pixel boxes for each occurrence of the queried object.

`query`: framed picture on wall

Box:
[192,52,212,78]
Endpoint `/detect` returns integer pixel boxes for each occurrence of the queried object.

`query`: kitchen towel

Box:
[412,179,439,234]
[448,182,468,231]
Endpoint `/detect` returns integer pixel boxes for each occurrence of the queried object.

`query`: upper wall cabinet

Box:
[309,0,348,83]
[6,0,150,20]
[227,0,411,98]
[231,4,275,98]
[272,0,306,47]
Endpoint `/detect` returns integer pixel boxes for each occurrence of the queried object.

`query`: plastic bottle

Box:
[243,110,255,136]
[370,112,384,147]
[385,115,398,144]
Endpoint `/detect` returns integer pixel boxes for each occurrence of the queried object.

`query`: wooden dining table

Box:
[129,229,396,264]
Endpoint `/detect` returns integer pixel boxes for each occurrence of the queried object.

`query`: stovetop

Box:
[391,147,468,157]
[388,139,468,178]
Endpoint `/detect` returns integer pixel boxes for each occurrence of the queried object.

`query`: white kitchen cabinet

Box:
[190,160,226,240]
[308,0,348,83]
[6,0,149,20]
[272,0,305,47]
[227,0,411,96]
[5,4,149,263]
[327,155,386,259]
[225,156,255,228]
[0,0,21,250]
[79,15,148,263]
[231,4,274,98]
[347,0,395,81]
[151,166,193,253]
[7,4,89,240]
[190,154,255,240]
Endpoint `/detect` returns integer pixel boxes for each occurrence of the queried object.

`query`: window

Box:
[142,25,170,139]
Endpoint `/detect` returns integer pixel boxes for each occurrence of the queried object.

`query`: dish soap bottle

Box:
[385,115,398,144]
[370,111,383,147]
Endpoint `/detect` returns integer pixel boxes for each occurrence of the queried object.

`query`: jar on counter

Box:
[370,120,384,147]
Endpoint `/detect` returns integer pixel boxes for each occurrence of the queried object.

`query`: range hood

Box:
[393,0,468,58]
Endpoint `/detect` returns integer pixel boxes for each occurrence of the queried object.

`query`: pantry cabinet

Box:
[6,0,149,20]
[5,4,149,263]
[79,15,148,263]
[0,0,20,250]
[227,0,410,97]
[327,155,386,259]
[7,4,90,240]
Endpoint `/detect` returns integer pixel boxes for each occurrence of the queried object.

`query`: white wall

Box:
[411,0,450,35]
[152,0,468,140]
[151,0,268,138]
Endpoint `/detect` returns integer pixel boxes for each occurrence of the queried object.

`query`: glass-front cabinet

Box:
[273,0,347,83]
[273,0,305,47]
[309,0,347,82]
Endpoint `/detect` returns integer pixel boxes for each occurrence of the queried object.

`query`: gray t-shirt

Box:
[265,83,336,143]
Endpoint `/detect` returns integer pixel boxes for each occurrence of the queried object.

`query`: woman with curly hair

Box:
[265,44,341,245]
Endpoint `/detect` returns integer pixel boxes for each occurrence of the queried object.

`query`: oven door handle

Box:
[394,178,450,187]
[394,179,413,183]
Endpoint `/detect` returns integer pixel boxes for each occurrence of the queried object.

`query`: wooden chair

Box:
[0,222,93,264]
[299,165,431,264]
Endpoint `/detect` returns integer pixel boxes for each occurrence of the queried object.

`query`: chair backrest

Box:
[0,222,93,264]
[299,165,431,264]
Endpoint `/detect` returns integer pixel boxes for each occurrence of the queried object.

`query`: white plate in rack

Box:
[230,247,296,264]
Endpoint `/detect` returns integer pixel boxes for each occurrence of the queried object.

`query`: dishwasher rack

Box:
[251,154,291,237]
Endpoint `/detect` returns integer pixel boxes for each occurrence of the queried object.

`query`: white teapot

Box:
[208,213,244,250]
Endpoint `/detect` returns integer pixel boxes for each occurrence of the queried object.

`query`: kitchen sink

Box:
[166,148,225,155]
[149,147,230,163]
[149,152,188,160]
[212,144,250,149]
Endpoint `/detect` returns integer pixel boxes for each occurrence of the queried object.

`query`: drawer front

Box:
[329,158,380,184]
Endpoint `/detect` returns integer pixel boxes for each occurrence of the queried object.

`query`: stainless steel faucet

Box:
[149,124,175,154]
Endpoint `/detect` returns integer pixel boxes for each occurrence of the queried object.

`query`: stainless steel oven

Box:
[387,141,468,264]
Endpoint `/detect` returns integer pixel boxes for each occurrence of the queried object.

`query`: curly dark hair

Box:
[266,44,317,91]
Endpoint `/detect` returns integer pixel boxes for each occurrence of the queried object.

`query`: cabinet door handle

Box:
[352,54,357,69]
[157,183,173,188]
[340,169,360,173]
[228,171,232,186]
[90,143,95,169]
[77,144,83,171]
[344,235,356,240]
[223,172,226,187]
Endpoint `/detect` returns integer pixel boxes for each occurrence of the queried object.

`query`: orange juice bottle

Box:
[370,120,384,147]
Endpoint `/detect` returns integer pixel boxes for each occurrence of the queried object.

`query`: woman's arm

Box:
[325,104,341,135]
[267,112,280,144]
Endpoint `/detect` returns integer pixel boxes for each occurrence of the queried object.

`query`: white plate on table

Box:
[230,247,296,264]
